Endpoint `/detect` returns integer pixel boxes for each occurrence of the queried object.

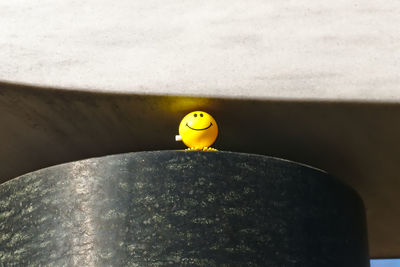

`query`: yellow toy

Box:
[175,111,218,151]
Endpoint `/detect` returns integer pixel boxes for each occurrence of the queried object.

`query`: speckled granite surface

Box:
[0,151,369,266]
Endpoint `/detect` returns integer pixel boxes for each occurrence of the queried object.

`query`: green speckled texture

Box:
[0,151,369,266]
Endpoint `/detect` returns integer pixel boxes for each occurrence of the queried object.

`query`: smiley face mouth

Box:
[186,122,213,131]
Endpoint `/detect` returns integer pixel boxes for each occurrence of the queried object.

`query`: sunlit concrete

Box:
[1,0,400,100]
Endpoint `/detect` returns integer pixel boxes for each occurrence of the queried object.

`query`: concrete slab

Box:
[1,0,400,100]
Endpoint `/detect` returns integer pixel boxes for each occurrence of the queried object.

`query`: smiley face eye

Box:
[194,114,197,117]
[200,113,203,117]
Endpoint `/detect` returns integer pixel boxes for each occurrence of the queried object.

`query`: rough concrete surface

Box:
[0,0,400,100]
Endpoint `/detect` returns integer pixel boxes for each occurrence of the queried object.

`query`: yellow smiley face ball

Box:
[178,111,218,148]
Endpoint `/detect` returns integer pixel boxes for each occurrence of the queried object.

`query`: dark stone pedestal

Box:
[0,151,369,266]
